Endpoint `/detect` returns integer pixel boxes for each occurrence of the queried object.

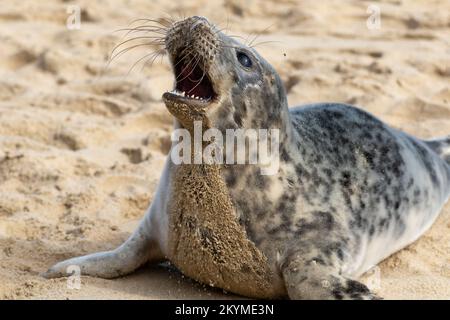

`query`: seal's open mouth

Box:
[164,48,218,107]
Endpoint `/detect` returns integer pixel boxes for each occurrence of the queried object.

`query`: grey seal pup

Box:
[44,16,450,299]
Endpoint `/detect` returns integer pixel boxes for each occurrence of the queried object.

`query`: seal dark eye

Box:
[237,51,252,68]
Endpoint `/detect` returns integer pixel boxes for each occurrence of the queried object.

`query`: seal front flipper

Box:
[280,243,380,300]
[42,218,164,279]
[43,157,173,279]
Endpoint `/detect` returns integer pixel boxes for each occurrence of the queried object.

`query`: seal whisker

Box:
[247,23,277,47]
[171,47,193,69]
[127,17,173,29]
[108,42,163,67]
[110,36,165,58]
[127,48,166,75]
[115,26,168,39]
[186,60,208,95]
[188,67,204,82]
[220,15,232,34]
[249,40,283,49]
[177,56,202,84]
[212,27,229,35]
[217,43,241,49]
[160,11,178,24]
[187,55,207,83]
[226,35,249,42]
[216,35,246,49]
[115,23,169,32]
[126,16,173,30]
[212,26,247,42]
[122,24,169,31]
[141,48,166,71]
[175,55,201,82]
[112,39,164,60]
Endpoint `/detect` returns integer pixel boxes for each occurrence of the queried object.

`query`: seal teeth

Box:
[168,89,209,101]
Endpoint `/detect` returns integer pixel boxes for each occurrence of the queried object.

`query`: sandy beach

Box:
[0,0,449,299]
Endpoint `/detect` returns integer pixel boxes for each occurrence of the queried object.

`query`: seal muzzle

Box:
[164,16,219,106]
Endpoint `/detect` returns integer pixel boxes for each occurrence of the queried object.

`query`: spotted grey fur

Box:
[44,16,450,300]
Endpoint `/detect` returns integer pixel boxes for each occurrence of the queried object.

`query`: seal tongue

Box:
[175,57,215,100]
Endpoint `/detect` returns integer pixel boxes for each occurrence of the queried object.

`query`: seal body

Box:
[44,16,450,299]
[224,103,450,281]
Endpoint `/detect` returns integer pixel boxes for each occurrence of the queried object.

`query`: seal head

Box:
[163,16,290,138]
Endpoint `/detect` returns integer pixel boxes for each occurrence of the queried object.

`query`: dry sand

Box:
[0,0,449,299]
